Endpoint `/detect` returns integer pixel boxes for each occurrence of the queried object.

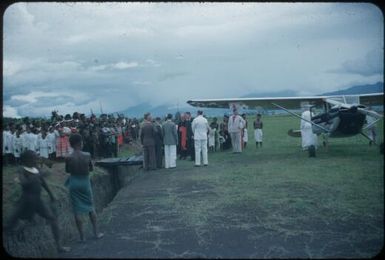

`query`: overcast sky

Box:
[3,2,383,118]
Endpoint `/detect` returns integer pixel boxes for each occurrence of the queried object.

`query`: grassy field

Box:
[188,114,384,222]
[147,114,384,257]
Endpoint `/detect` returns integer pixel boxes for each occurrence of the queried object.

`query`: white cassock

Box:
[3,131,14,155]
[300,110,318,150]
[25,133,39,152]
[38,137,50,158]
[47,132,57,154]
[208,127,215,148]
[3,131,7,155]
[13,135,23,158]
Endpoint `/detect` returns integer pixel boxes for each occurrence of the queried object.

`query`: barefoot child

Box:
[5,150,70,253]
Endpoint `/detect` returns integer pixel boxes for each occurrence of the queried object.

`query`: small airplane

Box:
[187,92,384,148]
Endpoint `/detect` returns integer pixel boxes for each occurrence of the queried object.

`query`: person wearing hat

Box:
[191,110,210,166]
[228,109,245,153]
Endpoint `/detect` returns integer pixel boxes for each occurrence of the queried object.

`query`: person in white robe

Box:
[13,129,23,164]
[38,131,50,159]
[208,127,215,152]
[300,108,318,150]
[24,128,39,152]
[3,125,14,164]
[47,127,58,159]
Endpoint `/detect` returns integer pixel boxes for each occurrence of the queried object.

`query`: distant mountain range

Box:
[118,82,383,118]
[320,82,383,96]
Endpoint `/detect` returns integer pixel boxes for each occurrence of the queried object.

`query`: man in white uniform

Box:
[191,110,209,167]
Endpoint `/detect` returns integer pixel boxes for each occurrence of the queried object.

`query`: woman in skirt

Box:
[65,133,104,242]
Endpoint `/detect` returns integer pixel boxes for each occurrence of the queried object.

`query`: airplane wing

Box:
[187,96,326,110]
[187,93,384,110]
[359,92,384,107]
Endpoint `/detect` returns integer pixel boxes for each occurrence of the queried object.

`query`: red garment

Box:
[179,126,187,150]
[56,135,70,157]
[117,134,123,145]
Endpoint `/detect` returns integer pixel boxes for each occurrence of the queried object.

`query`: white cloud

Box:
[113,62,139,69]
[3,105,21,118]
[3,60,22,77]
[145,59,161,67]
[133,80,151,85]
[11,91,58,103]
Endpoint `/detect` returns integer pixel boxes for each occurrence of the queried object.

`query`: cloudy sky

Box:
[3,2,383,118]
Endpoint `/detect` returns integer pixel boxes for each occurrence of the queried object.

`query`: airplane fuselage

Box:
[312,107,366,138]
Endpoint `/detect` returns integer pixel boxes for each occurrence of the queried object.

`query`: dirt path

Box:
[58,159,383,258]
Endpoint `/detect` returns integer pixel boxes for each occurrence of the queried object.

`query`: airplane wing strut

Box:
[271,103,330,133]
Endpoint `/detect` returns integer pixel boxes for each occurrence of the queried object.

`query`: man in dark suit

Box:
[154,117,163,169]
[140,113,156,171]
[185,112,195,161]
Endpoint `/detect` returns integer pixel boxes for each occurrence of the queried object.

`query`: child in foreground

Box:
[5,150,70,253]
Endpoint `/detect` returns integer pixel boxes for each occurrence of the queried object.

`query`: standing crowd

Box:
[3,109,265,170]
[139,109,265,170]
[2,111,143,166]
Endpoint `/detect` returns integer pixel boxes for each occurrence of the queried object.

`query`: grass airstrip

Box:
[3,115,384,258]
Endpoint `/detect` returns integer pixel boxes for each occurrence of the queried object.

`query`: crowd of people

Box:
[139,109,264,170]
[2,109,265,169]
[2,111,143,166]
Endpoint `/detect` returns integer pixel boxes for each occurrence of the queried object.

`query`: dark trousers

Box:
[143,145,156,170]
[155,144,163,168]
[187,139,195,160]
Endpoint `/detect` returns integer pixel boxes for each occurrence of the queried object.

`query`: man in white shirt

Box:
[228,109,245,153]
[191,110,209,167]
